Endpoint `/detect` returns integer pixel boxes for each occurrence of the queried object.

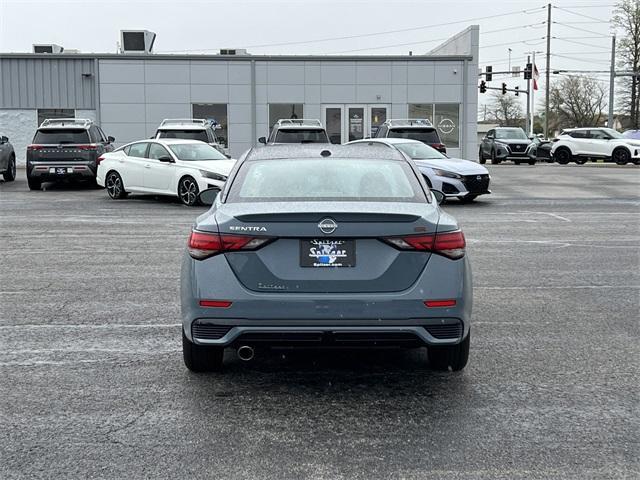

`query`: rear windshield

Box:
[33,129,90,144]
[387,128,440,144]
[274,129,329,143]
[227,158,426,203]
[168,143,227,161]
[157,129,209,142]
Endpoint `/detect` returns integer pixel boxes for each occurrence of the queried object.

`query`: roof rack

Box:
[40,118,93,128]
[159,118,210,127]
[384,119,433,127]
[275,119,323,128]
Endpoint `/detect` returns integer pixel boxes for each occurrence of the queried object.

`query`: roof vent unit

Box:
[33,44,64,54]
[219,48,248,56]
[120,30,156,54]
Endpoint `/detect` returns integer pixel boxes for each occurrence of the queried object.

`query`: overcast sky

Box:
[0,0,617,115]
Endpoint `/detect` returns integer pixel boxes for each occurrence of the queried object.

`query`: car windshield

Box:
[622,130,640,139]
[603,128,624,139]
[227,158,426,203]
[33,129,90,144]
[157,129,209,142]
[274,129,329,143]
[495,129,528,140]
[394,142,446,160]
[168,143,227,161]
[387,128,440,143]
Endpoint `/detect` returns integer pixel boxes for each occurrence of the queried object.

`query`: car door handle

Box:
[144,164,151,169]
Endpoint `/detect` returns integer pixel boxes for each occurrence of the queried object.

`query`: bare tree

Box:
[547,75,607,130]
[488,91,524,127]
[613,0,640,129]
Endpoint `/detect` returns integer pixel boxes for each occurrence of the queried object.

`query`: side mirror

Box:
[198,188,219,206]
[225,154,232,159]
[258,137,267,144]
[158,156,174,163]
[107,136,115,143]
[0,136,7,144]
[431,190,445,205]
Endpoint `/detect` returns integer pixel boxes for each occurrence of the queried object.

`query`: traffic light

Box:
[501,82,507,94]
[514,86,519,96]
[485,66,493,82]
[524,63,533,80]
[480,80,487,93]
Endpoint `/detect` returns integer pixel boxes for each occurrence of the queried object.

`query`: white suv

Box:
[154,119,227,155]
[550,127,640,165]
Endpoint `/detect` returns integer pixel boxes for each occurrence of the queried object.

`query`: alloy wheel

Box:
[106,172,123,199]
[614,149,630,165]
[179,177,199,206]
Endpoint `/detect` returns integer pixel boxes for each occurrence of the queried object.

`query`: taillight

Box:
[433,143,447,152]
[188,231,271,260]
[77,144,98,150]
[199,300,232,308]
[27,145,44,151]
[96,155,106,165]
[383,230,466,259]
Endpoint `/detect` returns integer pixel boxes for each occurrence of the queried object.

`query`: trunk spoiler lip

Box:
[232,212,422,223]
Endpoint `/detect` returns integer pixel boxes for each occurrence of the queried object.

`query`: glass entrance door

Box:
[322,104,390,144]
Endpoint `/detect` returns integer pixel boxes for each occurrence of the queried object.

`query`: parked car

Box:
[96,139,235,206]
[375,119,447,154]
[550,127,640,165]
[527,136,553,162]
[0,134,16,182]
[622,130,640,140]
[154,119,226,155]
[180,144,472,372]
[258,119,330,144]
[349,138,490,203]
[26,118,115,190]
[479,127,535,165]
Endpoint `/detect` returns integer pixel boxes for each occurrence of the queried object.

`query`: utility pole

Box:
[526,55,531,135]
[531,51,536,134]
[608,35,616,128]
[544,3,551,139]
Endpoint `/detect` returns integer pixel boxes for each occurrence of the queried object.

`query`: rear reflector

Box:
[188,230,272,260]
[76,144,98,151]
[199,300,232,308]
[96,155,106,165]
[27,145,44,151]
[424,299,457,308]
[383,230,466,259]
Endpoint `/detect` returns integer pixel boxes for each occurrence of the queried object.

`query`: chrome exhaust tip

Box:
[237,345,254,361]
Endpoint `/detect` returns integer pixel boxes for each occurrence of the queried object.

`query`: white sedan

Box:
[96,139,235,206]
[348,138,491,202]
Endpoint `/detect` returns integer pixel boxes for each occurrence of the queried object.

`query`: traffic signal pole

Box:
[607,35,616,128]
[526,55,531,135]
[544,3,551,139]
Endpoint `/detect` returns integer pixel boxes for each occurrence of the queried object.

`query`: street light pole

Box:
[544,3,551,138]
[526,55,531,135]
[608,35,616,128]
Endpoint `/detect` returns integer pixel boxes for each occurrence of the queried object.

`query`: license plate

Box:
[300,239,356,268]
[50,167,70,175]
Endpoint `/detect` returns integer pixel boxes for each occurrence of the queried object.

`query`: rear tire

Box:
[105,171,127,199]
[27,176,41,191]
[554,147,572,165]
[182,330,224,372]
[528,159,536,165]
[3,156,16,181]
[428,332,470,371]
[574,158,587,165]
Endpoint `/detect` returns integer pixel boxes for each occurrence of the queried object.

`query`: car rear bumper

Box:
[28,162,96,179]
[190,321,466,347]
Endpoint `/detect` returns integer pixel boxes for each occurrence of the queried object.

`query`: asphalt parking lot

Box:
[1,164,639,479]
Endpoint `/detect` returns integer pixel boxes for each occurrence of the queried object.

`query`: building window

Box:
[37,109,74,127]
[192,104,228,147]
[409,103,460,149]
[269,104,304,129]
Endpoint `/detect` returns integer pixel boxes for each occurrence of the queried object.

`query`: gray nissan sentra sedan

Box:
[181,145,472,372]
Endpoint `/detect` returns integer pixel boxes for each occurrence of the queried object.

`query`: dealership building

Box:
[0,27,478,163]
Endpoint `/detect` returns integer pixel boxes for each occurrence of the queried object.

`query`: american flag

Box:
[533,64,540,91]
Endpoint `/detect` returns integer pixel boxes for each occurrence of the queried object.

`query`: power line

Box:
[553,53,611,64]
[554,6,611,23]
[158,5,546,53]
[553,22,611,37]
[554,37,611,49]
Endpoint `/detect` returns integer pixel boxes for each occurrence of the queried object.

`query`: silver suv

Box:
[258,119,330,145]
[154,119,227,155]
[375,119,447,154]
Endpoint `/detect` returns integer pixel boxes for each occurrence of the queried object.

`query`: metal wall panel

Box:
[0,58,95,109]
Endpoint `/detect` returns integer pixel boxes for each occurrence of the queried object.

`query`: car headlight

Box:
[432,168,462,179]
[199,170,227,181]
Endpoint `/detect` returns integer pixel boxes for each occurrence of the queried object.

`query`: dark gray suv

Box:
[26,119,115,190]
[258,119,330,145]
